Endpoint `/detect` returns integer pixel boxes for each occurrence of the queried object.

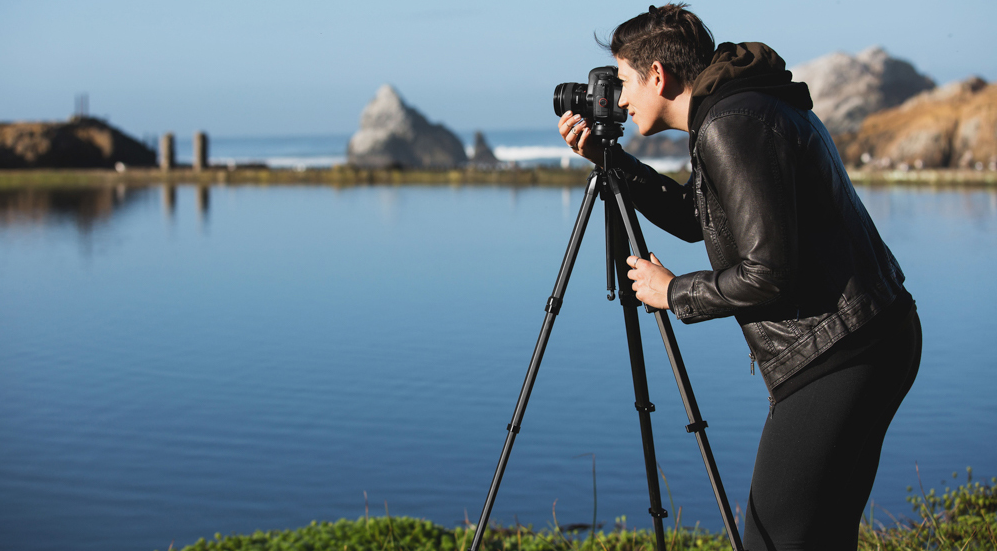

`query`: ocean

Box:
[171,128,692,173]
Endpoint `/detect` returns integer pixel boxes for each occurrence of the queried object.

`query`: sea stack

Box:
[347,85,468,169]
[469,131,500,167]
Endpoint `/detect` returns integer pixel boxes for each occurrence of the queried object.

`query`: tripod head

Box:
[592,120,625,144]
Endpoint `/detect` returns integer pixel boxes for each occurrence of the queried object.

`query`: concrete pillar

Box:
[160,133,175,170]
[193,131,209,171]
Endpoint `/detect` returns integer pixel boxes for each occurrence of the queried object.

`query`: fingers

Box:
[624,253,674,310]
[558,112,589,152]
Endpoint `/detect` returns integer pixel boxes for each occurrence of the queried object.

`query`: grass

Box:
[162,467,996,551]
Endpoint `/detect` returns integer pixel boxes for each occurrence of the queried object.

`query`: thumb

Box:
[649,252,663,266]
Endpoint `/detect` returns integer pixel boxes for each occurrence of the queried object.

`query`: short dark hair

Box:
[600,4,715,87]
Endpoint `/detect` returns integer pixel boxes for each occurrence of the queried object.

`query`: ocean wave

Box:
[213,156,346,169]
[641,157,693,173]
[492,145,573,161]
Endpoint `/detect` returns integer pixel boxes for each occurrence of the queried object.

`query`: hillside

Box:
[0,116,156,169]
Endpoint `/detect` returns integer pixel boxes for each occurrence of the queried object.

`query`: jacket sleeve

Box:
[668,114,799,323]
[614,145,703,243]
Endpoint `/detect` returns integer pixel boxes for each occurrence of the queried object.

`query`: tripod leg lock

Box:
[685,420,708,433]
[545,296,562,315]
[648,507,669,519]
[634,401,656,413]
[506,423,521,434]
[619,293,641,308]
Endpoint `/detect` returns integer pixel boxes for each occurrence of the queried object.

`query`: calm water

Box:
[1,183,995,550]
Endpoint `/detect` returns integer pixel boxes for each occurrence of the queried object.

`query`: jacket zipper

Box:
[749,351,755,375]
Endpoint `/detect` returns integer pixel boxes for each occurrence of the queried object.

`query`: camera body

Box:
[553,66,628,140]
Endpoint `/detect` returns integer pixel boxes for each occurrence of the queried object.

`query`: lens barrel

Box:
[553,83,587,117]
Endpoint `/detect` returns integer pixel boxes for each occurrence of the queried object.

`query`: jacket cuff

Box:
[668,271,707,323]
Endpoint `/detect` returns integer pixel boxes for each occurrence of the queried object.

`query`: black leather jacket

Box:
[617,43,906,398]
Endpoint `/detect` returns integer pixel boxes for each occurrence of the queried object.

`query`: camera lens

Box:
[553,83,587,117]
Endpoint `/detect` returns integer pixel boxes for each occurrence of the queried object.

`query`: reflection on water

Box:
[0,184,993,234]
[0,185,140,232]
[0,184,214,230]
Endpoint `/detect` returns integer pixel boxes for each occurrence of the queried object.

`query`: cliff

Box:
[0,116,156,169]
[836,77,997,169]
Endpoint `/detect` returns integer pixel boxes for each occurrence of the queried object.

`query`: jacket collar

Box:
[687,42,813,151]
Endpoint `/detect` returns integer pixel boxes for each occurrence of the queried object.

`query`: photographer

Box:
[559,4,921,550]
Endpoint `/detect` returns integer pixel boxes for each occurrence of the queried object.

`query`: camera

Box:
[553,66,628,140]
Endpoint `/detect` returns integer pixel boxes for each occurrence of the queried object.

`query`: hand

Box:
[626,253,675,310]
[558,111,605,166]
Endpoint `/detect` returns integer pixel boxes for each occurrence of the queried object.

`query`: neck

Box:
[667,87,693,132]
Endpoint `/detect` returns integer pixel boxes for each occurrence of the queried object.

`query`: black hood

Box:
[687,42,813,145]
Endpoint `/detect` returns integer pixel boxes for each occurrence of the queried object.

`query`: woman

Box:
[558,4,922,550]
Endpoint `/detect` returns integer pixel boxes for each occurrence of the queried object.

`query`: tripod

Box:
[468,137,743,551]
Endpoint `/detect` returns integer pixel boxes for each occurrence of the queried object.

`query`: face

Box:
[616,58,666,136]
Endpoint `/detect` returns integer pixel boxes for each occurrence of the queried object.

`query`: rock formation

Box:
[347,85,467,169]
[791,46,935,135]
[836,76,997,169]
[624,132,689,159]
[0,116,156,169]
[469,131,500,167]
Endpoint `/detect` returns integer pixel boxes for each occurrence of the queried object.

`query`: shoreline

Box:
[1,166,995,189]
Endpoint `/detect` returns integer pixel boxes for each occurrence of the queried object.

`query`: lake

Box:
[1,182,995,550]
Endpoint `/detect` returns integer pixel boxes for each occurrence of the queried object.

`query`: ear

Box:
[649,61,668,96]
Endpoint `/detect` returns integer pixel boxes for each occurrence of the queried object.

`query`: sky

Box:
[2,0,995,139]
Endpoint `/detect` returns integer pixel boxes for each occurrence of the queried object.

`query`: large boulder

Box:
[347,85,467,169]
[0,116,156,169]
[791,46,935,135]
[836,76,997,169]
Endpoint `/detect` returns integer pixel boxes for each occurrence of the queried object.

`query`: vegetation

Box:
[164,469,996,551]
[3,165,996,190]
[0,166,600,189]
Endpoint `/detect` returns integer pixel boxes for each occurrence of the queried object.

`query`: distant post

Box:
[193,131,209,171]
[160,133,175,170]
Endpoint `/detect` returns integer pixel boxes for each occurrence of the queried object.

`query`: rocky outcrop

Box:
[469,131,500,167]
[836,76,997,169]
[624,132,689,158]
[0,116,156,169]
[347,85,467,169]
[791,46,935,135]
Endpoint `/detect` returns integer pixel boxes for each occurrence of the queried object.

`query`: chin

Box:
[641,128,664,136]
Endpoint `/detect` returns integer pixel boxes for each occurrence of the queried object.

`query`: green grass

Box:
[162,469,996,551]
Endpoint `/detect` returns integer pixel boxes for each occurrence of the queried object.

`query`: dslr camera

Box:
[553,66,628,140]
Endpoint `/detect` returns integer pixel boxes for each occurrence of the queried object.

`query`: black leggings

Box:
[742,310,922,551]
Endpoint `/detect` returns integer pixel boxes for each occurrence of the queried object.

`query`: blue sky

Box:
[2,0,994,139]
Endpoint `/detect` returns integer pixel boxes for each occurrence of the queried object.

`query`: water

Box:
[1,182,995,551]
[170,128,690,172]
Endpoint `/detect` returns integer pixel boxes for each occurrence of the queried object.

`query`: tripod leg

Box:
[605,168,744,551]
[468,173,601,551]
[610,210,669,551]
